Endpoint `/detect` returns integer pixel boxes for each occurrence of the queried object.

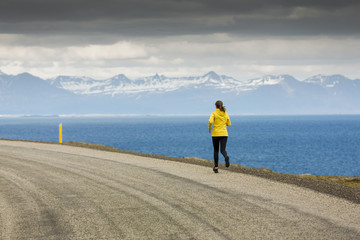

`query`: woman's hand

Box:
[209,129,211,134]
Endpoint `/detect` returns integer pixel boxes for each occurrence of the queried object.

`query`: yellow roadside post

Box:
[59,123,63,144]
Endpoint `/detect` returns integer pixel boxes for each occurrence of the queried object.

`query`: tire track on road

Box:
[1,147,230,239]
[0,165,71,240]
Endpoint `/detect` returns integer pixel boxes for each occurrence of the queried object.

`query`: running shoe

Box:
[225,156,230,168]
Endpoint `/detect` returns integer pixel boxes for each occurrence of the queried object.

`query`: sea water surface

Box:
[0,115,359,176]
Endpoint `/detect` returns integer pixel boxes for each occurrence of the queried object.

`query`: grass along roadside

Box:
[296,174,360,189]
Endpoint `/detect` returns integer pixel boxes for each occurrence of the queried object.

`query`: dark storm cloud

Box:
[1,0,360,36]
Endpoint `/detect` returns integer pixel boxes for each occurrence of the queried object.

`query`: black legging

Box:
[212,136,228,167]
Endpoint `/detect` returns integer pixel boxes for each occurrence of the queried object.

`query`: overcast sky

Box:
[1,0,360,80]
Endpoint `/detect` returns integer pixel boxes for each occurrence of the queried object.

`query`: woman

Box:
[208,100,231,173]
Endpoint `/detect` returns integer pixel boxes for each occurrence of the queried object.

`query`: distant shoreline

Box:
[1,138,359,204]
[2,113,360,118]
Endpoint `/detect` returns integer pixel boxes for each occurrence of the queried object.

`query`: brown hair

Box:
[215,100,226,112]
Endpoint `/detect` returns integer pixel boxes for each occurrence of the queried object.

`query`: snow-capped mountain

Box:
[46,71,292,95]
[49,71,242,95]
[1,70,360,115]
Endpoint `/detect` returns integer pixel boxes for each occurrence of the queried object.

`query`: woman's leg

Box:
[219,137,228,159]
[220,137,230,167]
[212,137,220,167]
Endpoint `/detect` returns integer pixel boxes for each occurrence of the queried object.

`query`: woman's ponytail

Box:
[215,100,226,112]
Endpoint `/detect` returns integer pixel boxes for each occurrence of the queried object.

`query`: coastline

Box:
[1,138,360,204]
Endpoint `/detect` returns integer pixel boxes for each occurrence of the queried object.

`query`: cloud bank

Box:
[1,0,360,79]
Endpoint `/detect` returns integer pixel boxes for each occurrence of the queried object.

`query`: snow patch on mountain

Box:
[49,76,105,94]
[304,74,348,88]
[233,75,294,92]
[249,75,284,86]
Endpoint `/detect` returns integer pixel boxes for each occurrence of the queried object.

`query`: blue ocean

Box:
[0,115,359,176]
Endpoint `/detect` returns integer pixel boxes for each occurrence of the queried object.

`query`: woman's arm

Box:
[208,112,215,133]
[226,112,231,126]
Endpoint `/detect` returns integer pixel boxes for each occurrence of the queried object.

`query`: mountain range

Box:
[1,70,360,115]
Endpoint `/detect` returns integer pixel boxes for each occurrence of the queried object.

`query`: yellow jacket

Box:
[208,109,231,136]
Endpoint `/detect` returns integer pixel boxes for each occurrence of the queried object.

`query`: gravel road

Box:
[0,140,359,239]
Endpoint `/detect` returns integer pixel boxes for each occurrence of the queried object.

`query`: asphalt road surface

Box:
[0,140,359,239]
